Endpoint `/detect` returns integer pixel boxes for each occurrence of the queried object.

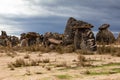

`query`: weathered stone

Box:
[20,32,42,46]
[64,17,77,45]
[96,24,115,44]
[43,32,63,48]
[64,17,97,51]
[1,31,7,38]
[20,33,26,40]
[98,24,110,30]
[20,39,28,47]
[74,28,97,51]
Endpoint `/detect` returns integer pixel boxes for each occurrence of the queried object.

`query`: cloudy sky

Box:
[0,0,120,37]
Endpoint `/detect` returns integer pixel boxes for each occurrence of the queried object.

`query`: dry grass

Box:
[8,58,41,69]
[77,54,90,66]
[25,69,32,75]
[30,59,39,66]
[55,74,72,79]
[97,45,120,57]
[24,53,30,59]
[55,45,74,54]
[45,66,51,71]
[0,45,50,53]
[7,57,51,69]
[76,50,94,55]
[7,62,15,70]
[77,54,86,62]
[3,49,120,80]
[42,58,50,63]
[63,45,74,53]
[55,62,67,67]
[6,52,15,58]
[12,58,28,67]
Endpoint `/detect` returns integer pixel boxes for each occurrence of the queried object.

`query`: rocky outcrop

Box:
[64,17,97,51]
[43,32,63,48]
[96,24,115,44]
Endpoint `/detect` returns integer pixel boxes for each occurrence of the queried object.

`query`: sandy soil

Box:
[0,51,120,80]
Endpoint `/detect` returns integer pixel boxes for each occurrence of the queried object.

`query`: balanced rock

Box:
[64,17,97,51]
[96,24,115,44]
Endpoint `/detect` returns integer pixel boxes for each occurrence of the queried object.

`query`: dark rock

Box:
[99,24,110,30]
[64,17,97,51]
[96,24,115,44]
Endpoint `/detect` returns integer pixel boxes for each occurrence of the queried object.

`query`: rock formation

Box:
[96,24,115,44]
[64,17,97,51]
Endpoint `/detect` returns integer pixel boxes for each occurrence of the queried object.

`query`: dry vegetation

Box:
[0,45,120,80]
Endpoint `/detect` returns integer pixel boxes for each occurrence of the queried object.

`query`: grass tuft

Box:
[55,74,72,79]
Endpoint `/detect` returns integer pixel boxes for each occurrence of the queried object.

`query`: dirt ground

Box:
[0,51,120,80]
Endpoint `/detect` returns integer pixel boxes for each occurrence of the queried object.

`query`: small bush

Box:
[39,46,51,53]
[13,58,26,67]
[77,54,93,67]
[25,69,31,75]
[55,62,67,67]
[76,50,94,55]
[30,59,39,66]
[77,54,86,66]
[7,62,15,70]
[24,54,30,59]
[42,58,50,63]
[46,67,51,71]
[84,70,90,74]
[6,53,15,58]
[35,71,43,74]
[55,74,72,79]
[8,59,40,69]
[63,45,74,53]
[97,45,119,54]
[55,45,64,54]
[77,54,86,62]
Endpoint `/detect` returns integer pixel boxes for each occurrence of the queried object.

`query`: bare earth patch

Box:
[0,52,120,80]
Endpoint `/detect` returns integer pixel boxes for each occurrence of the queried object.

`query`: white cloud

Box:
[0,25,23,35]
[0,0,40,17]
[34,0,56,4]
[0,0,108,18]
[0,0,59,18]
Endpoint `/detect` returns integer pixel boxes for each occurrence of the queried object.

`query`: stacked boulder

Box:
[0,31,8,46]
[64,17,97,51]
[0,31,19,47]
[64,17,76,45]
[96,24,115,44]
[43,32,63,49]
[20,32,43,47]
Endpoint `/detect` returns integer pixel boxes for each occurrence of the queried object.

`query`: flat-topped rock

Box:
[99,24,110,30]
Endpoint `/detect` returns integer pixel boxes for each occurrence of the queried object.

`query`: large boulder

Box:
[20,32,41,46]
[0,31,10,46]
[74,28,97,51]
[20,39,28,47]
[63,17,77,45]
[1,31,7,38]
[26,32,40,46]
[64,17,97,51]
[20,33,26,40]
[10,36,20,46]
[96,24,115,44]
[0,31,19,47]
[0,37,7,46]
[43,32,63,47]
